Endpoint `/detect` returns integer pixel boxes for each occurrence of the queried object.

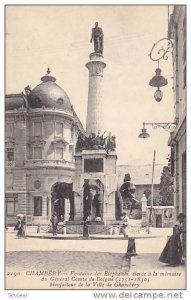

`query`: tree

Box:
[159,166,174,206]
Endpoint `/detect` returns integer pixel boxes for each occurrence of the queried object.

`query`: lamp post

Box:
[149,38,173,102]
[138,122,176,139]
[138,121,176,230]
[150,150,156,227]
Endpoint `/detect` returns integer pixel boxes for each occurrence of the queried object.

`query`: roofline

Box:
[71,106,85,134]
[5,92,29,109]
[5,93,26,98]
[117,163,163,167]
[133,183,160,186]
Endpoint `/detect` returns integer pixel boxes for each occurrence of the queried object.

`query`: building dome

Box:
[27,68,72,113]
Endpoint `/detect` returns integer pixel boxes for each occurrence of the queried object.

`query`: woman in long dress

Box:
[159,213,185,266]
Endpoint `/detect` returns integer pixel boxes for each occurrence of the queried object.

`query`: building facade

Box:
[5,70,84,225]
[168,6,186,219]
[168,6,186,254]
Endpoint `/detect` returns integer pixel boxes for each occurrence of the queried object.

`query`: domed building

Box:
[5,69,85,225]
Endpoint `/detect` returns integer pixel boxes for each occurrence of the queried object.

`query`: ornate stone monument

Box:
[72,24,117,225]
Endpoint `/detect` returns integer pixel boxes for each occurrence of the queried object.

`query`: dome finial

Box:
[41,67,56,83]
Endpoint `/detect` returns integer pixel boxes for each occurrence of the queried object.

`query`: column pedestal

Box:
[73,150,117,224]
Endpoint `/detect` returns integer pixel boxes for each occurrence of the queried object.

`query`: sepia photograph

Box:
[4,4,187,292]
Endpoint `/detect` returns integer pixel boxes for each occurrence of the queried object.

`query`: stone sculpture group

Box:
[76,131,116,153]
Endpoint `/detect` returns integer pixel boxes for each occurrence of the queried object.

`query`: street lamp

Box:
[138,123,150,139]
[149,38,173,102]
[138,122,177,139]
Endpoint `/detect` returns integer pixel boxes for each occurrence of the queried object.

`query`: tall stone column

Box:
[85,53,106,135]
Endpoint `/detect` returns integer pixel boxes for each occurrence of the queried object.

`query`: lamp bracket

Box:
[149,38,173,62]
[144,122,176,133]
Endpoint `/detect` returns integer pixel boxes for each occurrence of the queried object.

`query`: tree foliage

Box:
[159,166,174,206]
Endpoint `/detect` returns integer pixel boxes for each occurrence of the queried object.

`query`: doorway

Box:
[51,182,74,222]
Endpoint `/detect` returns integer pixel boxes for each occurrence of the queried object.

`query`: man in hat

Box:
[119,173,131,200]
[128,184,139,216]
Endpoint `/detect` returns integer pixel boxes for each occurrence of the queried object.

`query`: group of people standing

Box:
[15,213,59,237]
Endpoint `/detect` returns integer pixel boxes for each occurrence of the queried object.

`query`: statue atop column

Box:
[90,22,104,55]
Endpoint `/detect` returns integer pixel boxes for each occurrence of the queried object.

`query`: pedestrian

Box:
[21,215,27,238]
[16,217,22,238]
[159,213,185,266]
[50,212,58,236]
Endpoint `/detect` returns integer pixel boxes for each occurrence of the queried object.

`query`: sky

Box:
[6,5,175,166]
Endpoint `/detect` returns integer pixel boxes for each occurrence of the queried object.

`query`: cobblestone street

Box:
[6,227,185,273]
[5,227,186,290]
[6,229,131,273]
[6,250,130,272]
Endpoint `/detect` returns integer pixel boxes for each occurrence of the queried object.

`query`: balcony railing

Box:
[25,159,74,168]
[6,161,16,167]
